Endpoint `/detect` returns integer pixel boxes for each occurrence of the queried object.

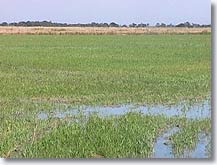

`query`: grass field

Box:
[0,34,211,158]
[23,114,211,158]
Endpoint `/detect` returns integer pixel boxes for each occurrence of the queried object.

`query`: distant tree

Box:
[101,23,109,27]
[192,23,200,28]
[2,21,208,28]
[90,22,100,27]
[9,22,17,26]
[121,24,127,27]
[129,23,137,27]
[137,23,147,27]
[155,23,166,27]
[109,22,119,27]
[155,23,160,27]
[176,22,192,27]
[17,21,26,26]
[160,23,166,27]
[184,22,191,27]
[175,23,185,27]
[1,22,8,26]
[167,23,174,27]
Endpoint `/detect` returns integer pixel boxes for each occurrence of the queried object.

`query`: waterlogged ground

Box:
[1,100,212,159]
[0,34,211,158]
[38,99,211,120]
[36,99,211,158]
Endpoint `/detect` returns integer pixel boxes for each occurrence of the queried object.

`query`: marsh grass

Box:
[23,113,176,158]
[171,119,211,157]
[0,34,211,158]
[20,113,211,158]
[0,115,72,158]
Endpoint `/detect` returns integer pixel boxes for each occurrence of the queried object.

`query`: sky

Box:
[0,0,211,25]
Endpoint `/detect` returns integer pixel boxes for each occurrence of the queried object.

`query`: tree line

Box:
[0,21,211,28]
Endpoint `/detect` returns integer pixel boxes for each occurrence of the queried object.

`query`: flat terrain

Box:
[0,26,211,35]
[0,34,211,158]
[0,34,211,105]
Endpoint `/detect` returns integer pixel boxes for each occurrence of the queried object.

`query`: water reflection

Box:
[38,99,211,120]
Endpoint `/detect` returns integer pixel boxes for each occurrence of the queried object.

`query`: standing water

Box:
[38,99,211,120]
[37,99,211,158]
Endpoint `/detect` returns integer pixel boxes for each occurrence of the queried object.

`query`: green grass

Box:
[0,34,211,105]
[171,119,211,156]
[0,34,211,158]
[23,113,175,158]
[20,113,211,158]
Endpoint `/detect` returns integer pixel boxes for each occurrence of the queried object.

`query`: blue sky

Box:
[0,0,211,25]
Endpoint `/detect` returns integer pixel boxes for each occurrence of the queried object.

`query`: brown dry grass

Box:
[0,26,211,35]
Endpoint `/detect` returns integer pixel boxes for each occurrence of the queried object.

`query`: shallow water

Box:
[37,99,211,158]
[152,128,211,158]
[181,132,211,158]
[152,127,180,158]
[38,99,211,120]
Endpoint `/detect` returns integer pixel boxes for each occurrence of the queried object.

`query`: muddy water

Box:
[37,99,211,158]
